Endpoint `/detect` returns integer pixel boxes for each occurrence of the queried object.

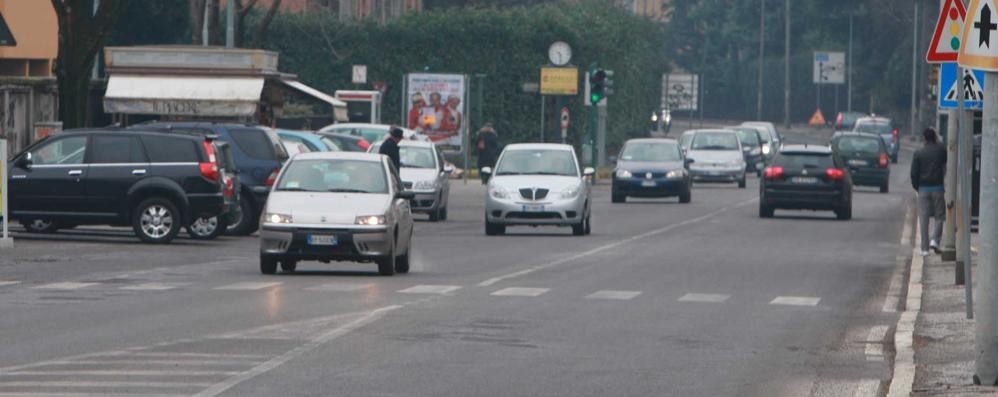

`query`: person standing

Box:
[911,127,947,256]
[477,123,499,184]
[380,126,404,171]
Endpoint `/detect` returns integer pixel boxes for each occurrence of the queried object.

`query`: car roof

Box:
[624,138,679,144]
[855,116,891,124]
[317,131,364,141]
[779,144,833,155]
[319,123,417,134]
[831,131,882,140]
[292,151,384,162]
[687,129,736,135]
[369,139,434,148]
[504,143,574,151]
[61,128,205,141]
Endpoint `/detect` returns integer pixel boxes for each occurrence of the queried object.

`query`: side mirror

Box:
[15,152,32,169]
[608,156,618,165]
[396,191,416,200]
[684,158,694,168]
[443,165,454,174]
[583,167,596,177]
[480,167,492,175]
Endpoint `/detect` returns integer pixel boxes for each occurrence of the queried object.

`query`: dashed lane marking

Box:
[0,370,241,376]
[0,381,214,388]
[305,283,372,292]
[119,283,189,291]
[678,293,731,303]
[770,296,821,306]
[586,290,642,300]
[490,287,549,297]
[396,285,462,295]
[0,281,20,288]
[212,282,282,291]
[32,282,100,290]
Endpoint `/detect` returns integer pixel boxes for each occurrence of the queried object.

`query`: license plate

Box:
[848,159,868,166]
[307,234,338,246]
[522,204,545,212]
[708,171,721,176]
[641,180,657,187]
[791,176,819,184]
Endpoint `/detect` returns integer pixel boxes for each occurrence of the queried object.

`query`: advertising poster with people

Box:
[405,73,466,149]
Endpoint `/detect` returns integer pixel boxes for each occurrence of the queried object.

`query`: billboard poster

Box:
[405,73,466,148]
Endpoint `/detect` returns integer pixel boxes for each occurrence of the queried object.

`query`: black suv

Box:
[136,122,289,235]
[6,129,226,243]
[759,144,853,220]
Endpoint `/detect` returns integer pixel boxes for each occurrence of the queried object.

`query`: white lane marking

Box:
[864,325,890,362]
[212,282,281,291]
[0,370,239,376]
[490,287,549,297]
[887,218,924,397]
[0,281,20,288]
[678,293,731,303]
[477,199,756,286]
[396,285,461,295]
[32,282,99,290]
[192,305,401,397]
[884,207,914,313]
[0,381,213,388]
[0,393,188,397]
[853,378,882,397]
[586,290,642,300]
[770,296,821,306]
[120,283,188,291]
[109,352,269,360]
[305,283,371,292]
[46,359,258,367]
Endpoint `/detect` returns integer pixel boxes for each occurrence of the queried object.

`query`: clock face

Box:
[548,42,572,66]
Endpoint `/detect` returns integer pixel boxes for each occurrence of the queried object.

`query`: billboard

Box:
[662,74,699,111]
[540,67,578,95]
[405,73,467,148]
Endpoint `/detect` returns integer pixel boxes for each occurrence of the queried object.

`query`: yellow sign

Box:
[809,109,827,126]
[540,67,578,96]
[958,0,998,71]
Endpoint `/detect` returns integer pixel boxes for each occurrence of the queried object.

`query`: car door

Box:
[85,134,150,220]
[8,134,90,217]
[388,160,414,249]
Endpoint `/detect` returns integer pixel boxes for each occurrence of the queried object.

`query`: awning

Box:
[278,79,349,122]
[103,75,265,117]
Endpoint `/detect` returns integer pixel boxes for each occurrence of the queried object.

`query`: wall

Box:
[0,0,57,77]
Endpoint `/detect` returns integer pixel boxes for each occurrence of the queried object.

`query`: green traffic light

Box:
[591,94,601,103]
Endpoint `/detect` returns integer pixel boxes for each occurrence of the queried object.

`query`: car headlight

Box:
[616,169,633,178]
[559,185,581,199]
[413,180,439,190]
[265,213,293,224]
[750,148,762,156]
[490,185,510,199]
[762,145,771,155]
[666,170,684,179]
[355,215,386,225]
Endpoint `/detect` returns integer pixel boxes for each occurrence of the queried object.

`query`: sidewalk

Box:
[912,235,998,395]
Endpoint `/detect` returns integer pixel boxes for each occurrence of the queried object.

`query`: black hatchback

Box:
[759,144,853,220]
[831,131,890,193]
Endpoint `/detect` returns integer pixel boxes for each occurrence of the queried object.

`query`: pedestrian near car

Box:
[477,123,499,184]
[380,126,404,171]
[911,127,947,256]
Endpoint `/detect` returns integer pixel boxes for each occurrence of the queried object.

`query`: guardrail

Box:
[1,139,11,248]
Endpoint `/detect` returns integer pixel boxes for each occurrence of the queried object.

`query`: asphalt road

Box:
[0,128,916,396]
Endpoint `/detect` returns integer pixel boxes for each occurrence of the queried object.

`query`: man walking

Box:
[911,127,947,256]
[380,126,404,171]
[476,123,499,184]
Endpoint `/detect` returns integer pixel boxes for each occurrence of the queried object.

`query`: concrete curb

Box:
[887,206,921,397]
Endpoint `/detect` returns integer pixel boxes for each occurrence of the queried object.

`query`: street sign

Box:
[939,62,986,109]
[809,109,827,126]
[662,74,698,111]
[927,0,968,63]
[813,52,845,84]
[352,65,367,84]
[560,107,570,142]
[522,82,539,93]
[540,67,578,96]
[958,0,998,71]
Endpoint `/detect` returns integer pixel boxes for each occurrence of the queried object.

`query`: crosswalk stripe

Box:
[212,282,282,291]
[396,285,461,294]
[586,290,641,300]
[490,287,549,297]
[306,283,372,292]
[120,283,187,291]
[678,293,731,303]
[32,282,99,290]
[770,296,821,306]
[0,281,20,288]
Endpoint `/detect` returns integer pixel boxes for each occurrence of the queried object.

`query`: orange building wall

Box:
[0,0,57,76]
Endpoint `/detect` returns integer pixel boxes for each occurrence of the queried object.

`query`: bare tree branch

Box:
[250,0,281,48]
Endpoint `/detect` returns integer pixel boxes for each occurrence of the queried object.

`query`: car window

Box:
[774,153,834,169]
[328,127,386,144]
[31,136,87,165]
[231,128,279,161]
[276,159,388,194]
[836,137,882,155]
[620,142,681,162]
[691,133,739,151]
[281,139,311,156]
[855,122,892,135]
[319,136,342,151]
[92,135,145,164]
[733,130,760,146]
[679,133,694,148]
[495,149,578,176]
[141,136,200,163]
[400,146,436,169]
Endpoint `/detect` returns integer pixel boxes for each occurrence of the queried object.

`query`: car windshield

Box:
[691,133,739,151]
[733,130,760,146]
[620,142,681,162]
[837,137,882,155]
[855,122,893,135]
[400,146,436,168]
[495,149,578,176]
[276,159,388,194]
[679,133,694,148]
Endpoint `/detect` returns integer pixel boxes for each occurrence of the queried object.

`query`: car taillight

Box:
[358,139,370,150]
[836,113,843,127]
[892,128,899,137]
[879,153,889,168]
[265,168,280,187]
[826,167,845,181]
[763,166,784,180]
[199,141,220,182]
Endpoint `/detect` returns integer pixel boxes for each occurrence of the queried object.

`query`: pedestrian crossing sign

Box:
[938,62,985,109]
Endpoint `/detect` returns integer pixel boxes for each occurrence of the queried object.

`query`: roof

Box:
[831,131,882,140]
[503,143,574,151]
[624,137,678,144]
[315,131,364,141]
[684,129,737,135]
[293,151,383,162]
[779,144,833,155]
[855,116,892,124]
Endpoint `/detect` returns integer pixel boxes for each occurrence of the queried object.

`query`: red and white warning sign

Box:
[560,107,570,129]
[927,0,968,63]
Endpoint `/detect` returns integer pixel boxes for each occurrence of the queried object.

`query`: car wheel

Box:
[679,184,692,203]
[584,213,592,235]
[440,206,448,221]
[132,198,181,244]
[485,216,505,236]
[738,177,747,189]
[891,156,898,164]
[428,207,440,222]
[759,201,774,218]
[260,255,278,275]
[187,216,227,240]
[20,219,59,234]
[611,189,625,203]
[377,254,396,276]
[226,196,257,236]
[280,260,297,273]
[836,203,853,220]
[395,252,410,274]
[571,215,586,236]
[880,182,890,194]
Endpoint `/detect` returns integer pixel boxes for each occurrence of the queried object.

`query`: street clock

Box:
[548,41,572,66]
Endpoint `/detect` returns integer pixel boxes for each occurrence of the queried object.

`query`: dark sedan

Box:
[611,138,692,203]
[853,116,900,163]
[727,126,766,174]
[759,144,853,220]
[831,131,890,193]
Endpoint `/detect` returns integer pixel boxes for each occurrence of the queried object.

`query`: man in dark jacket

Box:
[477,123,499,184]
[380,126,404,171]
[911,127,947,256]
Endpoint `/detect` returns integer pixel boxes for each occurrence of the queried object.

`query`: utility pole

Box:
[202,0,211,47]
[910,0,919,138]
[847,13,853,112]
[976,68,996,385]
[783,0,791,129]
[226,0,235,48]
[757,0,765,120]
[944,107,959,265]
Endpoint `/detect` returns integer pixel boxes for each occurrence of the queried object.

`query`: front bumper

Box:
[613,177,685,197]
[486,194,586,226]
[260,224,391,262]
[409,190,441,213]
[689,166,745,182]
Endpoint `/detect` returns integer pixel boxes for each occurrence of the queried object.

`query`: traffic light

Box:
[589,69,607,104]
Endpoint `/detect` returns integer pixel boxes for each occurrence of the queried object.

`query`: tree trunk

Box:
[56,66,91,129]
[251,0,282,48]
[190,0,204,44]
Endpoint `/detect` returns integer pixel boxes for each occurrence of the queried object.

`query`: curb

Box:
[887,205,921,397]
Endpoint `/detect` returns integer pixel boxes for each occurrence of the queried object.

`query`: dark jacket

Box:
[910,141,947,190]
[477,131,499,169]
[379,138,401,170]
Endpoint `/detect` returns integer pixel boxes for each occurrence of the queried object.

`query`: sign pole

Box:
[943,106,959,265]
[0,139,10,248]
[976,68,998,385]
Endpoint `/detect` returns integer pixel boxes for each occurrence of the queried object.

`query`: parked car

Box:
[835,111,867,130]
[6,129,226,243]
[685,129,747,188]
[368,140,453,221]
[316,131,370,152]
[739,123,776,161]
[187,141,241,240]
[611,138,692,203]
[853,116,900,163]
[741,121,781,149]
[136,122,289,235]
[831,131,891,193]
[277,129,340,153]
[482,144,594,236]
[259,151,416,276]
[759,144,853,220]
[318,123,427,145]
[726,126,766,174]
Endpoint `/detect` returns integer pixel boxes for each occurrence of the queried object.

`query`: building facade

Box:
[0,0,57,77]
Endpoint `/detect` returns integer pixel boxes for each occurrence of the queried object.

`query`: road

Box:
[0,129,914,396]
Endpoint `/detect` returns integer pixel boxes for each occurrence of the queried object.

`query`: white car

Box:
[368,140,453,221]
[685,129,747,188]
[483,144,594,236]
[741,121,781,150]
[259,152,415,276]
[318,123,428,145]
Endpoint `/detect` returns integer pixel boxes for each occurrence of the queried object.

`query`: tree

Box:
[51,0,128,129]
[189,0,282,47]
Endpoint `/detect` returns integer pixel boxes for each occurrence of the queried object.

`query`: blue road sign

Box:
[939,62,985,109]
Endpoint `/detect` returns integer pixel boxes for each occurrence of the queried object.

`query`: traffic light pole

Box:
[590,103,598,170]
[975,70,998,385]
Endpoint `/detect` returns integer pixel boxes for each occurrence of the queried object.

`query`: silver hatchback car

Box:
[259,152,416,276]
[482,144,594,236]
[368,140,453,221]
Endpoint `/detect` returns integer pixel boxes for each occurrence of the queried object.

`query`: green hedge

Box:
[261,1,668,152]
